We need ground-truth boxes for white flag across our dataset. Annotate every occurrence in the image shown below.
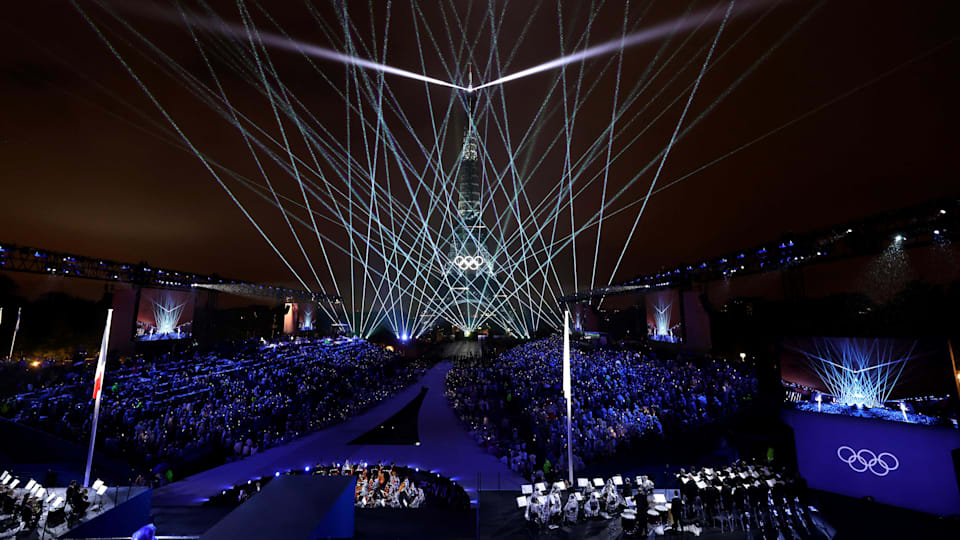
[563,311,570,401]
[91,310,113,400]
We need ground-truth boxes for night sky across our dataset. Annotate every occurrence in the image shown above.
[1,0,958,298]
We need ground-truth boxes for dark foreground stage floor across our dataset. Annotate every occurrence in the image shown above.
[149,489,960,540]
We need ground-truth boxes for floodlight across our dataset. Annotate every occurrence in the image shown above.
[894,234,904,242]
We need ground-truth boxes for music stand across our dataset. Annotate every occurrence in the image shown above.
[577,478,589,488]
[521,484,533,495]
[592,478,604,488]
[516,496,528,508]
[612,476,623,486]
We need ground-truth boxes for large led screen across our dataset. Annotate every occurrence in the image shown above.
[135,288,195,341]
[645,289,682,343]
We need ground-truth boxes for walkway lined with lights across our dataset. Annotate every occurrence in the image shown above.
[152,362,523,507]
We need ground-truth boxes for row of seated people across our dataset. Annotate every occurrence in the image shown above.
[519,461,815,538]
[520,475,694,535]
[3,338,424,483]
[208,460,469,511]
[674,462,818,538]
[0,478,91,536]
[321,462,426,508]
[446,337,757,481]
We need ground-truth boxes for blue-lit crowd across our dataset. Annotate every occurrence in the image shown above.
[445,338,757,480]
[2,339,423,482]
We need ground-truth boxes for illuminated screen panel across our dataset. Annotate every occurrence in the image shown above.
[645,289,682,343]
[299,303,317,331]
[780,337,956,423]
[135,289,195,342]
[283,302,299,335]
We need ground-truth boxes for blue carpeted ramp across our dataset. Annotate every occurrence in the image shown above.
[201,475,356,540]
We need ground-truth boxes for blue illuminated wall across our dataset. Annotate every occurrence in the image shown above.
[782,408,960,516]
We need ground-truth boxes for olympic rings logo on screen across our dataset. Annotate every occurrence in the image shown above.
[453,255,484,271]
[836,446,899,477]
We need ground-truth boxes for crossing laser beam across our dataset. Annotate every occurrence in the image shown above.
[143,6,470,91]
[149,1,756,93]
[472,1,749,91]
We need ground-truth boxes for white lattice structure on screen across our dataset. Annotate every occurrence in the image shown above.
[788,338,917,408]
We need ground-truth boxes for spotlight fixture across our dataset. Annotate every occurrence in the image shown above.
[894,234,904,242]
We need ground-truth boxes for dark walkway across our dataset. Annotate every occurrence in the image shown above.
[152,363,523,507]
[349,387,428,445]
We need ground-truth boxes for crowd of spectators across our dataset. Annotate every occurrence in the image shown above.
[445,337,757,481]
[2,338,425,482]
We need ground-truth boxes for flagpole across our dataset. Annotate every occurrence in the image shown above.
[84,309,113,488]
[7,307,21,361]
[563,310,573,485]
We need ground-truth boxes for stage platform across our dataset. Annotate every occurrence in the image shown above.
[782,407,960,516]
[152,362,523,507]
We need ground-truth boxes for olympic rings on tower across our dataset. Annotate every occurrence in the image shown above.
[452,255,484,271]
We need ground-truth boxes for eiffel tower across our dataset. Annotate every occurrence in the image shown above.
[424,71,519,337]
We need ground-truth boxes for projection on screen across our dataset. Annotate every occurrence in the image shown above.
[646,290,682,344]
[135,289,195,341]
